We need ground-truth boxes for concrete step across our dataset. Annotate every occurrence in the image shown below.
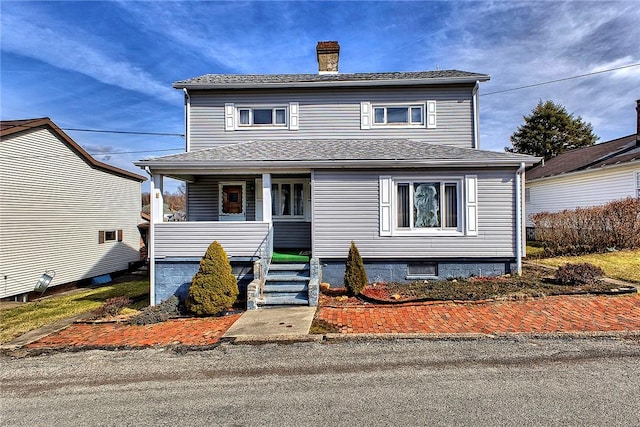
[264,283,308,293]
[259,294,310,306]
[266,274,310,282]
[268,263,310,271]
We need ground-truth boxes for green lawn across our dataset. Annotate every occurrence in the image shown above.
[531,248,640,283]
[0,276,148,344]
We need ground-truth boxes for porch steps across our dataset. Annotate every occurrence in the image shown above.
[260,263,311,306]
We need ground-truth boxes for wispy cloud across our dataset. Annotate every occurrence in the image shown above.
[0,10,179,105]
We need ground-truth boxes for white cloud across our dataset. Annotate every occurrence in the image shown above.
[0,11,179,105]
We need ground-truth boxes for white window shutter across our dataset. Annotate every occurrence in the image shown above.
[289,102,299,130]
[426,100,437,129]
[224,103,235,131]
[379,176,392,236]
[255,178,263,221]
[465,175,478,236]
[361,102,371,130]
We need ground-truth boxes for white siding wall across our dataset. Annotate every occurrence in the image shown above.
[526,164,640,226]
[188,86,474,150]
[154,222,269,257]
[0,128,142,298]
[312,169,516,259]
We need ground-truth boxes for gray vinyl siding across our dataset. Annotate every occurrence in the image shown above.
[312,169,516,259]
[273,222,311,249]
[154,222,269,258]
[188,86,474,150]
[187,175,256,221]
[0,128,142,298]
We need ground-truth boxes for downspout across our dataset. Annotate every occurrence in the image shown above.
[183,88,191,152]
[472,81,480,149]
[145,166,156,306]
[515,162,526,276]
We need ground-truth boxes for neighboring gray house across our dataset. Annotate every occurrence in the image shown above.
[0,118,146,300]
[136,41,538,307]
[526,100,640,230]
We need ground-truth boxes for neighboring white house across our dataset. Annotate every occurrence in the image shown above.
[136,41,539,307]
[526,100,640,230]
[0,118,146,300]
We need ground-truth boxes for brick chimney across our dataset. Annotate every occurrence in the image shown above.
[316,41,340,74]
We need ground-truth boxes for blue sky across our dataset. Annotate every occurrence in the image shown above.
[2,1,639,192]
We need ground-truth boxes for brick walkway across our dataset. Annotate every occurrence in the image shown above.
[26,314,241,349]
[317,294,640,334]
[21,294,640,349]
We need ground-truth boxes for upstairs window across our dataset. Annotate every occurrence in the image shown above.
[373,105,424,126]
[226,102,299,131]
[238,107,287,127]
[361,101,436,129]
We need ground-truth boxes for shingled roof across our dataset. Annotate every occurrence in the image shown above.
[136,139,537,170]
[527,134,640,181]
[173,70,490,89]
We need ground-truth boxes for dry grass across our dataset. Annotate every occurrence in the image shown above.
[0,275,148,344]
[531,248,640,283]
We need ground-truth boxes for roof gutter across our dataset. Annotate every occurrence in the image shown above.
[515,162,526,276]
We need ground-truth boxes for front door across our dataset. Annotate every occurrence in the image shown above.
[220,182,246,221]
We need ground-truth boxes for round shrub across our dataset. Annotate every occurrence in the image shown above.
[344,241,368,296]
[185,241,238,315]
[554,262,605,285]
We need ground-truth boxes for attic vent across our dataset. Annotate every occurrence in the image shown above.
[316,41,340,74]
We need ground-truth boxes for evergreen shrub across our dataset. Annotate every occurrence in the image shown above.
[185,241,238,315]
[344,241,368,295]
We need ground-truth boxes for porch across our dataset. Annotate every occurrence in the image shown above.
[148,172,317,307]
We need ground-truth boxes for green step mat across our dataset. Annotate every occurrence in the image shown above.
[271,250,310,263]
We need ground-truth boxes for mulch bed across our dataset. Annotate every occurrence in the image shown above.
[320,265,637,306]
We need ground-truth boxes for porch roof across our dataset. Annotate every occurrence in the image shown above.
[135,139,539,172]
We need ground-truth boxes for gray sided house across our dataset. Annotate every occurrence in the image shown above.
[0,118,146,300]
[136,42,538,308]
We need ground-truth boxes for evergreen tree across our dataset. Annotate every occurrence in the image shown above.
[506,100,598,160]
[344,241,368,296]
[185,241,238,315]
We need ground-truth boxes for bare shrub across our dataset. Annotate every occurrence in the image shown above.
[555,263,605,285]
[532,197,640,255]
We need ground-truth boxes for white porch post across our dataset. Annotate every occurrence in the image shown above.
[262,173,272,224]
[149,173,164,305]
[262,173,273,258]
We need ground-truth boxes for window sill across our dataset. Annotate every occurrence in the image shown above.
[391,230,464,237]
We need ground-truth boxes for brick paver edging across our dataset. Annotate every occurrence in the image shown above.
[316,294,640,334]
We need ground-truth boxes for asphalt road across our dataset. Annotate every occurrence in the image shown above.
[1,337,639,426]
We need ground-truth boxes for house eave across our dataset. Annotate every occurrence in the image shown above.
[172,75,490,90]
[135,157,539,173]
